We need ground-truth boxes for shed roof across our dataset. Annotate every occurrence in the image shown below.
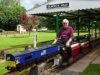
[27,0,100,15]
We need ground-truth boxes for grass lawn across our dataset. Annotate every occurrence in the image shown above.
[0,62,8,75]
[81,64,100,75]
[0,32,88,75]
[0,32,56,50]
[0,32,88,51]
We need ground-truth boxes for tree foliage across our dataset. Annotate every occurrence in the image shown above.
[0,0,25,30]
[38,17,56,30]
[0,0,20,7]
[20,13,37,35]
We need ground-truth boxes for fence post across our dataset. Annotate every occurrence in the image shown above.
[33,30,37,48]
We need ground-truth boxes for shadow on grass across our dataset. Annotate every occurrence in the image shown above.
[38,31,55,33]
[37,40,53,46]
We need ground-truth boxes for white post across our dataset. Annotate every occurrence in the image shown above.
[33,30,37,48]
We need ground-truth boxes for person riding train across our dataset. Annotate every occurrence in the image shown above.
[53,19,74,65]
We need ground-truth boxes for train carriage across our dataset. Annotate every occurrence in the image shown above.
[6,45,60,70]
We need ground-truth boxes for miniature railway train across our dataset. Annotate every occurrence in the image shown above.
[6,35,100,71]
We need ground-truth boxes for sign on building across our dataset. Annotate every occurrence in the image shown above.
[47,3,69,9]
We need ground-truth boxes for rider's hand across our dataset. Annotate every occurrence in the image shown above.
[66,42,70,47]
[52,41,57,44]
[52,39,57,44]
[52,42,55,44]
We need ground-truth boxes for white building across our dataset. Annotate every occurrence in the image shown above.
[17,24,26,33]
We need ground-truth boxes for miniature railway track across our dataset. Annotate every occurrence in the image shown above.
[3,71,19,75]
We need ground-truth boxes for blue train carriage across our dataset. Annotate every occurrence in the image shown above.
[6,44,60,70]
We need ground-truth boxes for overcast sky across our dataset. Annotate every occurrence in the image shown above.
[20,0,47,10]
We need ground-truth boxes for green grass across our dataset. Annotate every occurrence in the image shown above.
[0,32,88,51]
[81,64,100,75]
[0,32,56,50]
[0,62,8,75]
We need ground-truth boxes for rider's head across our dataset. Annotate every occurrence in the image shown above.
[62,19,69,28]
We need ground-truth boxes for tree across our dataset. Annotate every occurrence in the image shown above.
[37,16,56,30]
[0,0,25,30]
[0,6,25,30]
[20,14,37,36]
[0,0,20,7]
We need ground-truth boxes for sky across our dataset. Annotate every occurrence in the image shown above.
[20,0,47,10]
